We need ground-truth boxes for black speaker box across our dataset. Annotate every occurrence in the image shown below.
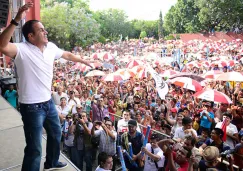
[0,0,9,28]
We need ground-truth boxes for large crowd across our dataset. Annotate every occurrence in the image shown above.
[2,38,243,171]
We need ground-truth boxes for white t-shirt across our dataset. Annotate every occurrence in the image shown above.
[173,127,197,140]
[68,97,81,107]
[117,119,141,133]
[52,92,68,105]
[144,143,165,171]
[117,119,129,133]
[215,122,238,149]
[14,42,63,103]
[95,166,111,171]
[56,105,71,116]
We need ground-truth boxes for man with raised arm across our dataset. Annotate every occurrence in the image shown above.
[0,2,93,171]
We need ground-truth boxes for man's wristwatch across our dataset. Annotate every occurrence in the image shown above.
[10,19,19,26]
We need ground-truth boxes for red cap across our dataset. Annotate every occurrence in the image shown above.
[171,108,177,113]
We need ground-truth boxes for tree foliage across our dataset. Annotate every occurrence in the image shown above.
[158,11,164,38]
[196,0,243,31]
[130,20,158,39]
[164,0,243,34]
[164,0,201,34]
[140,31,147,39]
[93,9,130,40]
[41,2,100,50]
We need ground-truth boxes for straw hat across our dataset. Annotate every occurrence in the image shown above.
[202,146,219,162]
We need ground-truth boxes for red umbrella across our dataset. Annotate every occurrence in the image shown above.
[102,73,124,81]
[90,62,103,68]
[216,71,243,82]
[126,60,144,69]
[186,61,202,68]
[202,70,223,79]
[193,89,232,104]
[115,69,135,80]
[160,70,179,78]
[103,53,114,61]
[170,77,202,92]
[91,53,100,60]
[71,63,91,72]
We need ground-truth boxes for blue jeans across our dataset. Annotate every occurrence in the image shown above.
[66,146,76,166]
[73,147,93,171]
[20,99,62,171]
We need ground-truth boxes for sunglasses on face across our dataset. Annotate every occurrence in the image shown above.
[203,105,210,107]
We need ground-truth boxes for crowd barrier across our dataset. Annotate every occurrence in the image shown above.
[107,112,240,170]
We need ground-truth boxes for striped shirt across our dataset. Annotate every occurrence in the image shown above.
[94,129,117,156]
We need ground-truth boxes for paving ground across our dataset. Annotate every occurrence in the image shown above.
[0,96,80,171]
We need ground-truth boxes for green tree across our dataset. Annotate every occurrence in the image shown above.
[158,11,164,38]
[93,9,130,40]
[140,31,147,39]
[164,0,201,34]
[129,20,158,39]
[164,0,243,34]
[41,2,100,50]
[196,0,243,32]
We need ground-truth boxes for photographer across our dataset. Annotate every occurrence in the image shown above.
[198,146,233,171]
[91,95,109,122]
[158,139,192,171]
[91,119,117,171]
[215,112,239,149]
[173,117,197,142]
[232,134,243,169]
[63,115,76,165]
[199,128,230,153]
[199,102,214,134]
[141,133,165,171]
[72,112,93,171]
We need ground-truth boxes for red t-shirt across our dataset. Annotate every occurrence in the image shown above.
[166,152,189,171]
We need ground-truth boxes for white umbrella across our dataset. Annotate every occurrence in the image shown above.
[85,70,105,77]
[216,71,243,82]
[193,89,232,104]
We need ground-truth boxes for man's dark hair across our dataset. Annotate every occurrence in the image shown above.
[213,128,224,139]
[201,128,210,136]
[171,98,177,104]
[223,112,232,120]
[183,146,192,158]
[22,20,40,42]
[182,117,192,125]
[98,152,112,167]
[105,119,113,126]
[183,107,189,111]
[184,135,196,146]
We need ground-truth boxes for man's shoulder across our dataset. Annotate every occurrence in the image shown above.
[46,42,58,49]
[229,123,237,129]
[14,42,29,50]
[135,131,144,140]
[175,126,183,132]
[215,122,222,128]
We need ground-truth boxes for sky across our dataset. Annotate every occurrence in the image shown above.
[89,0,177,21]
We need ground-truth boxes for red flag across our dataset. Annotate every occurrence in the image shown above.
[221,119,227,142]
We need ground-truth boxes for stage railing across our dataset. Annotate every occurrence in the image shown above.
[107,112,240,170]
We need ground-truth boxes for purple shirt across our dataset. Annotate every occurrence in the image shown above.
[91,103,109,122]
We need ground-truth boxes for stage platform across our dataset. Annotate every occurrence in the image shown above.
[0,96,80,171]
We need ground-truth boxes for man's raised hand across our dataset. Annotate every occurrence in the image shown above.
[15,1,34,22]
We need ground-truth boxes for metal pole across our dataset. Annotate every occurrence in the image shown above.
[3,54,7,76]
[108,112,171,138]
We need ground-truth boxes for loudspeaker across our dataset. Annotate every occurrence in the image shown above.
[0,0,9,28]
